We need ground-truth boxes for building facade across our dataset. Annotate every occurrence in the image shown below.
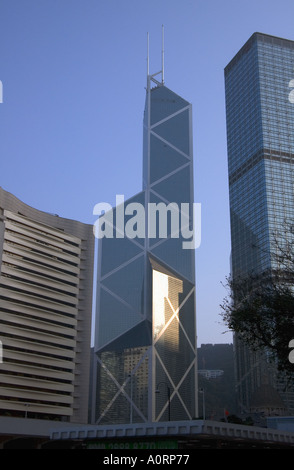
[0,188,94,423]
[92,71,198,424]
[225,33,294,414]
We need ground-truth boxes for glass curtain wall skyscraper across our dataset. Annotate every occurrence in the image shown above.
[225,33,294,414]
[91,61,197,424]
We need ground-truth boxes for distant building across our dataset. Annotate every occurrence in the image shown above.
[197,344,236,419]
[224,33,294,415]
[0,188,94,423]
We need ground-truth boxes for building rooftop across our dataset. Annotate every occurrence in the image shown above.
[50,419,294,448]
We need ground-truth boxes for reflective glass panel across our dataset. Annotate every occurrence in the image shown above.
[150,133,188,184]
[101,255,145,314]
[153,109,190,155]
[150,86,189,126]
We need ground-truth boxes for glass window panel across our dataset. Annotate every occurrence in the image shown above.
[101,256,145,314]
[151,165,191,205]
[150,134,188,184]
[100,236,143,277]
[151,237,194,282]
[152,109,190,155]
[97,288,142,348]
[150,86,189,126]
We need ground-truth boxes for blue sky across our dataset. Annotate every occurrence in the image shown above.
[1,0,294,345]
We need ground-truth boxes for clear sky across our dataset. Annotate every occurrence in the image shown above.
[0,0,294,346]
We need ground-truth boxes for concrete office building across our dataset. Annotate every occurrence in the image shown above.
[224,33,294,415]
[92,47,198,424]
[0,187,94,424]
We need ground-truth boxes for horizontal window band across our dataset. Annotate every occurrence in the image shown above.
[229,148,294,185]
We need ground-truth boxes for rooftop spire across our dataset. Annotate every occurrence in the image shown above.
[147,26,165,89]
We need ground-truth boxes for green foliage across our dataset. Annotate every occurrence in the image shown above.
[221,222,294,376]
[221,275,294,374]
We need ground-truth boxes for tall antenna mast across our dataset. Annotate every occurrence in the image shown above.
[147,27,165,88]
[147,31,150,78]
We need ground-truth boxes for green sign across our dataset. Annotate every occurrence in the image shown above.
[86,440,178,450]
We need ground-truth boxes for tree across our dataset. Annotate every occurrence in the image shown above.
[220,222,294,377]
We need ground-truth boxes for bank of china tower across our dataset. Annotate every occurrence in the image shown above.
[92,67,198,424]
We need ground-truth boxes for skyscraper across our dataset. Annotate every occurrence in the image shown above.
[225,33,294,414]
[0,188,94,423]
[92,57,198,424]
